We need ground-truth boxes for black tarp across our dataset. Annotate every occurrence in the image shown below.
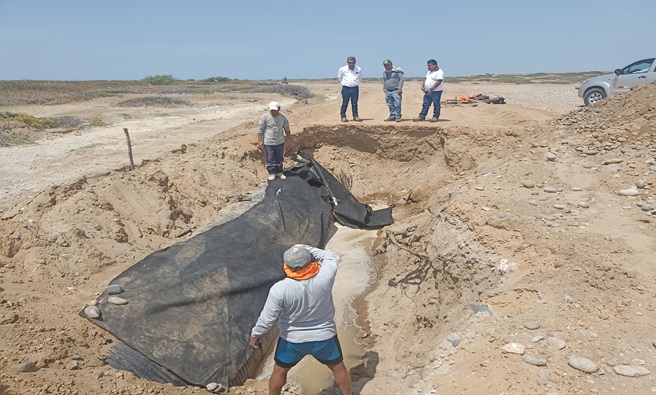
[82,153,393,387]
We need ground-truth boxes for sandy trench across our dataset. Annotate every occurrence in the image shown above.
[1,80,656,395]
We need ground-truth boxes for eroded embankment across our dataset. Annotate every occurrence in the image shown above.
[0,119,570,394]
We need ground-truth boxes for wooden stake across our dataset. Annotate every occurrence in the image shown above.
[123,128,135,170]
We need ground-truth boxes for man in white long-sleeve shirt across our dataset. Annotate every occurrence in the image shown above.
[250,244,352,395]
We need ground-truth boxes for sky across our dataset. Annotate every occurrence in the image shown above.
[1,0,654,81]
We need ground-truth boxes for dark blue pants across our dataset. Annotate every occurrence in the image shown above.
[340,86,359,118]
[264,143,284,174]
[419,90,442,119]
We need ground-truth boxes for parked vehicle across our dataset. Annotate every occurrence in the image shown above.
[577,58,656,105]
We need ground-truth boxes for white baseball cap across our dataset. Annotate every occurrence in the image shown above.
[268,101,280,111]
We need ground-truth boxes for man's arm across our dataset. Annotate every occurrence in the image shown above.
[250,287,283,348]
[304,245,337,268]
[397,69,405,91]
[256,116,265,147]
[337,67,343,83]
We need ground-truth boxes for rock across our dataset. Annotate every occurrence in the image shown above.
[106,284,124,295]
[522,355,547,366]
[84,306,101,319]
[523,181,535,188]
[584,150,599,155]
[10,362,39,373]
[641,204,654,211]
[206,382,219,392]
[635,179,646,189]
[545,152,557,161]
[603,158,623,165]
[452,339,460,347]
[606,164,622,172]
[88,300,98,306]
[523,321,540,330]
[653,339,656,348]
[553,204,567,210]
[564,295,574,304]
[529,200,538,206]
[501,342,525,355]
[618,188,639,196]
[578,201,589,208]
[613,365,651,377]
[547,337,566,350]
[572,187,582,191]
[108,297,128,305]
[568,355,599,373]
[544,186,558,193]
[579,329,598,338]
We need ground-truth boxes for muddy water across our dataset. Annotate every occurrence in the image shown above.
[258,225,376,394]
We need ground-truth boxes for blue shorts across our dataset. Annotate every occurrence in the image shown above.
[274,335,343,368]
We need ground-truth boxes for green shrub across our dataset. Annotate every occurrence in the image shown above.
[142,75,175,85]
[0,112,55,129]
[89,117,109,127]
[203,76,231,82]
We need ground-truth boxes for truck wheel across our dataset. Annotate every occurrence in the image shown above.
[584,88,606,106]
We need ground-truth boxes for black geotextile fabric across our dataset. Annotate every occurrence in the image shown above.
[82,153,393,387]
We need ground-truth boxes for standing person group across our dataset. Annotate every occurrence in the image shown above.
[335,56,444,123]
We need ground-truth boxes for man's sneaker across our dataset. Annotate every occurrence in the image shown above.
[430,118,439,123]
[341,117,348,122]
[353,116,362,122]
[267,174,275,181]
[276,173,287,180]
[395,117,402,122]
[384,117,395,122]
[413,117,425,122]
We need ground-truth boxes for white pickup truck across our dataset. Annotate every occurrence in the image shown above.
[577,58,656,105]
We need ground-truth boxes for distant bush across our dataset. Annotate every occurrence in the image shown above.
[203,76,231,82]
[142,75,175,85]
[249,84,313,99]
[0,112,55,129]
[114,96,193,108]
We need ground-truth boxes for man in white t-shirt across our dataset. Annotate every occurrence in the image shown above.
[257,101,291,181]
[413,59,444,123]
[337,56,362,122]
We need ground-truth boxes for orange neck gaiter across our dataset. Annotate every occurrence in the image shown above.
[284,261,320,280]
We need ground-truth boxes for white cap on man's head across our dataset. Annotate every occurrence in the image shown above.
[268,101,280,111]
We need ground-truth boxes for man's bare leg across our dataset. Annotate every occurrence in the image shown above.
[328,362,352,395]
[269,363,291,395]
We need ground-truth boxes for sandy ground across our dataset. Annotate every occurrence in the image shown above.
[1,79,656,395]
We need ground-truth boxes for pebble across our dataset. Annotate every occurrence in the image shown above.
[603,158,623,165]
[535,214,542,219]
[532,335,544,342]
[613,365,651,377]
[547,337,566,350]
[529,200,538,206]
[606,164,622,172]
[564,295,574,304]
[108,297,129,305]
[641,204,654,211]
[10,362,38,373]
[544,186,558,193]
[572,187,582,191]
[475,186,484,191]
[522,355,547,366]
[579,329,598,338]
[107,284,124,295]
[618,188,639,196]
[553,204,566,210]
[653,339,656,348]
[545,152,557,161]
[531,191,539,196]
[88,300,98,306]
[84,306,101,319]
[523,321,540,330]
[501,343,525,355]
[452,339,460,347]
[568,355,599,373]
[584,150,599,155]
[635,180,646,189]
[523,181,535,188]
[498,212,506,219]
[650,165,656,172]
[578,201,589,208]
[206,383,219,392]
